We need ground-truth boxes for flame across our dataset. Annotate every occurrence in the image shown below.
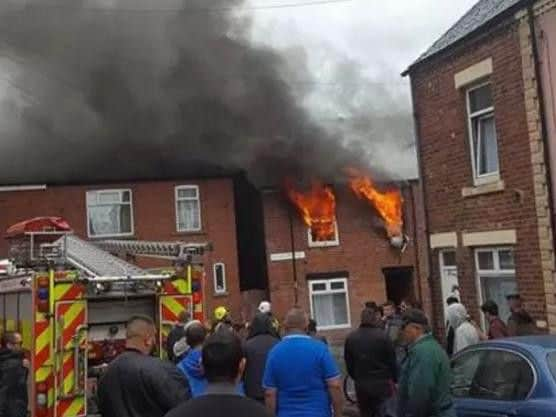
[285,181,337,241]
[347,169,404,237]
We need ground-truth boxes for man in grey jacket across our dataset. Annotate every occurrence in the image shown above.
[98,315,190,417]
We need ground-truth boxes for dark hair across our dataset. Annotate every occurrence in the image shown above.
[0,331,19,347]
[308,318,317,333]
[365,301,378,310]
[383,300,396,308]
[202,331,244,383]
[481,300,499,316]
[360,307,377,326]
[186,323,207,347]
[446,296,459,306]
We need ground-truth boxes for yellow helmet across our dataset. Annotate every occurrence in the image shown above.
[214,306,229,321]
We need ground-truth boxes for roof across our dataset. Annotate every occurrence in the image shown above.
[59,235,148,277]
[406,0,524,73]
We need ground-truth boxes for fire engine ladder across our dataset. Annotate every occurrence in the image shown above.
[95,239,211,261]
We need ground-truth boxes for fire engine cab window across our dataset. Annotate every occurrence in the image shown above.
[309,278,350,330]
[467,83,499,182]
[213,263,226,294]
[86,190,133,238]
[175,185,201,232]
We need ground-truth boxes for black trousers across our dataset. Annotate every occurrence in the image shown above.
[355,380,391,417]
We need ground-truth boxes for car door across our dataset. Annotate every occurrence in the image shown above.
[452,348,536,417]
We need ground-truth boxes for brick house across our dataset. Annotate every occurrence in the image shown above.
[262,181,429,343]
[0,174,428,338]
[405,0,556,334]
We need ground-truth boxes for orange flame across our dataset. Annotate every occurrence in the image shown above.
[285,181,337,241]
[347,169,404,237]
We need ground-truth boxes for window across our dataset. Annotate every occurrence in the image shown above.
[309,278,350,330]
[475,248,517,323]
[307,221,340,248]
[452,349,534,401]
[86,189,133,237]
[213,263,226,295]
[175,186,201,232]
[439,250,459,321]
[467,83,499,183]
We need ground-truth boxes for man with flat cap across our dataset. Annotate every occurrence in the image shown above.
[398,309,455,417]
[506,294,537,336]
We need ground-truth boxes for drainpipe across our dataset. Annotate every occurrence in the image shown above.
[527,3,556,261]
[408,75,439,334]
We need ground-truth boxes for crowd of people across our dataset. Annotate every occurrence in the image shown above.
[0,294,540,417]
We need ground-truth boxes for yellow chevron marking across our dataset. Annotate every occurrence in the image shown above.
[63,397,85,417]
[173,278,190,294]
[36,323,50,353]
[36,366,51,381]
[54,283,71,301]
[64,367,75,395]
[162,297,184,319]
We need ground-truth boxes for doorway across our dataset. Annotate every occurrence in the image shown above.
[383,267,414,306]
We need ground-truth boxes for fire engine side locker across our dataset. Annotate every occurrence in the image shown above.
[52,271,88,417]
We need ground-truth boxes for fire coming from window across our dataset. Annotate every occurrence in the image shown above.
[347,169,404,238]
[284,181,337,242]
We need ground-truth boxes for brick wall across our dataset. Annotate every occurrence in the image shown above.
[262,182,427,344]
[410,19,551,333]
[0,178,242,320]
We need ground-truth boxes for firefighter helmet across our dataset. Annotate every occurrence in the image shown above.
[214,306,229,321]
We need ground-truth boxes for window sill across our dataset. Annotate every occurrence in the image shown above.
[461,180,505,198]
[308,243,340,249]
[213,292,228,298]
[171,230,206,237]
[317,324,351,331]
[88,234,136,240]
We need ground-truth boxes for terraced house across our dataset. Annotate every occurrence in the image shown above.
[405,0,556,334]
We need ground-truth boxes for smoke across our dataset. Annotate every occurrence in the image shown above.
[0,0,408,186]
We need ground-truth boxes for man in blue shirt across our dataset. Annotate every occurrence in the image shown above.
[263,308,343,417]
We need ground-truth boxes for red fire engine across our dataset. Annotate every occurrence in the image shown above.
[0,217,209,417]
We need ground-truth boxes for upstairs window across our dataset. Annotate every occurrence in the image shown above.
[175,185,201,232]
[86,189,133,238]
[307,222,340,248]
[467,83,499,183]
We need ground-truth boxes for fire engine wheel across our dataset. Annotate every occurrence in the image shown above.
[343,375,357,404]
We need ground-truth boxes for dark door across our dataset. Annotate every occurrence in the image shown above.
[383,267,414,305]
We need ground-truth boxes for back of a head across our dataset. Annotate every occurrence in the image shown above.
[481,300,499,316]
[446,296,459,306]
[202,331,243,383]
[284,307,308,332]
[248,312,273,338]
[186,322,207,347]
[360,307,378,326]
[126,315,155,340]
[0,331,17,348]
[446,303,468,328]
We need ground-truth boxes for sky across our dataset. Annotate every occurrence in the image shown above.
[245,0,479,178]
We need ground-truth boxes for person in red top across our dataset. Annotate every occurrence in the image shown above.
[480,300,509,340]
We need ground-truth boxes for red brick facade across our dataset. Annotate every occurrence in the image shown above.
[262,182,428,343]
[0,179,242,319]
[409,20,551,333]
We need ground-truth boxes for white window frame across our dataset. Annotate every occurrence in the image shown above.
[308,277,351,330]
[307,221,340,248]
[466,82,500,185]
[439,249,459,321]
[175,185,202,233]
[474,247,516,328]
[86,189,134,238]
[213,262,227,295]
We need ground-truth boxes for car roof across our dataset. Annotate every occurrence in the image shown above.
[481,335,556,352]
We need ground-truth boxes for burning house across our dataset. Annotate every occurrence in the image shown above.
[0,1,428,340]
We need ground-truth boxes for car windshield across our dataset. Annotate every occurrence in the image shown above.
[548,352,556,382]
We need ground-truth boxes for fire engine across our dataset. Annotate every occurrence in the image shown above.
[0,217,210,417]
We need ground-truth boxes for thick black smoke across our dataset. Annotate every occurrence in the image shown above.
[0,0,383,186]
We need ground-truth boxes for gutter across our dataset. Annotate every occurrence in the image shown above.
[407,76,437,332]
[0,185,47,192]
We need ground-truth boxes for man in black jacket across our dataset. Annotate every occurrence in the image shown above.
[345,307,397,417]
[167,311,190,362]
[165,330,272,417]
[98,315,190,417]
[0,331,28,417]
[244,313,280,402]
